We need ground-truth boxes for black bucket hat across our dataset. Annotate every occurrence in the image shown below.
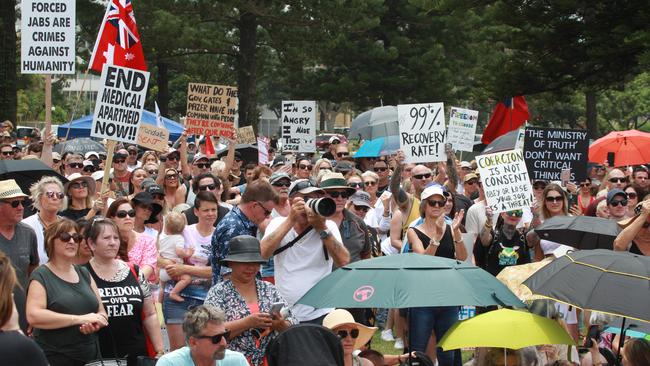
[131,191,163,224]
[221,235,267,266]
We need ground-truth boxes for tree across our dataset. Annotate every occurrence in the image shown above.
[0,0,17,124]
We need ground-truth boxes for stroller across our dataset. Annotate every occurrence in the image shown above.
[266,324,344,366]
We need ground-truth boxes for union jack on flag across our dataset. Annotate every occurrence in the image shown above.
[89,0,147,73]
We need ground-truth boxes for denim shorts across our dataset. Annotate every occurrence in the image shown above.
[162,292,204,324]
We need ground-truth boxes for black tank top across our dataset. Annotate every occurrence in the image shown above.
[485,227,530,276]
[85,262,147,365]
[410,225,455,259]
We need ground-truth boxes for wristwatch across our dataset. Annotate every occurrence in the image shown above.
[319,229,332,240]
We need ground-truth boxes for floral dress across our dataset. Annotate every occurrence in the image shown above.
[204,279,295,366]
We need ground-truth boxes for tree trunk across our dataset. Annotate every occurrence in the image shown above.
[237,11,257,128]
[585,90,598,139]
[157,60,169,116]
[0,0,17,124]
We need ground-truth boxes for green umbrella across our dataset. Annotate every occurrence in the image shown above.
[297,253,525,309]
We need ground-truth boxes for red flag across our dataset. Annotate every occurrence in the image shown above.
[205,137,215,155]
[89,0,147,73]
[481,96,530,145]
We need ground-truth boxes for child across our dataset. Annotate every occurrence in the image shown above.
[159,212,193,302]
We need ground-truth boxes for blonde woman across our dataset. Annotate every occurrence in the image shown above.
[22,176,66,264]
[311,158,333,180]
[140,151,159,166]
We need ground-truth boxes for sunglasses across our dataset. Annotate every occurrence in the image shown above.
[165,174,178,180]
[413,173,432,180]
[70,182,89,189]
[298,164,313,170]
[609,177,627,183]
[545,196,563,203]
[82,166,96,173]
[147,170,157,175]
[533,184,547,190]
[195,163,211,169]
[1,151,14,156]
[319,166,331,171]
[337,329,360,339]
[257,203,272,217]
[198,184,217,191]
[627,192,638,199]
[609,199,628,207]
[272,181,291,188]
[195,330,231,344]
[167,155,179,161]
[46,191,65,199]
[348,182,363,188]
[353,204,369,213]
[580,182,591,187]
[67,162,83,168]
[506,210,524,218]
[374,167,388,172]
[53,159,60,164]
[58,232,83,244]
[336,152,349,157]
[465,180,478,185]
[427,199,446,208]
[2,200,24,208]
[328,191,351,199]
[115,209,136,218]
[364,181,377,187]
[330,140,340,145]
[128,151,137,155]
[113,159,125,164]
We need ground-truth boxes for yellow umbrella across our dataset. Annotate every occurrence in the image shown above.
[496,258,552,301]
[438,308,575,350]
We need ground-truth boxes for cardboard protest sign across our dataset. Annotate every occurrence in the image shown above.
[186,83,238,138]
[281,101,316,153]
[137,124,169,152]
[237,126,257,145]
[447,107,478,152]
[523,127,589,182]
[476,149,534,214]
[21,0,75,74]
[91,64,149,144]
[398,103,447,163]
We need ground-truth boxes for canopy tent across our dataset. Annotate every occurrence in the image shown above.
[56,110,184,141]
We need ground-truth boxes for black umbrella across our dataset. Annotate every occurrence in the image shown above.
[215,143,258,164]
[481,129,521,154]
[54,137,106,155]
[534,216,620,250]
[0,159,68,195]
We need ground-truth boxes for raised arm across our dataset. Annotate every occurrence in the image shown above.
[613,200,650,251]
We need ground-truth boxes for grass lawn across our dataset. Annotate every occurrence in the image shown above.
[369,332,474,364]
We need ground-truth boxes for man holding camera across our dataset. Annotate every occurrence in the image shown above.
[261,179,350,324]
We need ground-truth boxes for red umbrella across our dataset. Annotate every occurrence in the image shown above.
[589,130,650,167]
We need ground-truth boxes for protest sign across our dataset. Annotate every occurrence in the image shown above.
[514,128,526,150]
[137,124,169,152]
[21,0,75,74]
[185,83,238,138]
[281,101,316,153]
[447,107,478,152]
[258,136,270,165]
[398,103,447,163]
[91,64,149,144]
[237,126,257,145]
[476,149,534,214]
[523,127,589,182]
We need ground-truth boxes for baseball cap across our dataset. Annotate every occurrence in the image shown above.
[350,191,372,208]
[335,161,354,174]
[288,179,324,197]
[421,184,445,201]
[85,151,99,160]
[269,172,291,185]
[606,189,627,204]
[192,153,209,164]
[460,161,472,169]
[145,183,164,196]
[464,173,479,183]
[329,135,341,144]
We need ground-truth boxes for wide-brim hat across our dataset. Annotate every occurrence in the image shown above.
[319,172,356,195]
[221,235,267,265]
[131,191,163,224]
[0,179,28,200]
[323,309,378,349]
[64,173,96,196]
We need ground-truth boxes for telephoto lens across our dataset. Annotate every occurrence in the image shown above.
[305,197,336,217]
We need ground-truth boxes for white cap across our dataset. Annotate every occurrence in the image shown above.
[421,184,445,201]
[460,161,472,168]
[83,160,94,167]
[329,135,341,144]
[85,151,99,159]
[91,171,104,181]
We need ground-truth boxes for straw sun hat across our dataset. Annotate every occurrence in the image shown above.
[323,309,377,349]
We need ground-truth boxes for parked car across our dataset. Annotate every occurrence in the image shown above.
[316,133,348,151]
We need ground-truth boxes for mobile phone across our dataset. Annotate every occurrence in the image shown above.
[568,193,578,207]
[269,302,283,315]
[607,152,615,167]
[584,325,601,348]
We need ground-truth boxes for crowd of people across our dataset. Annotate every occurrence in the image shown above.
[0,121,649,366]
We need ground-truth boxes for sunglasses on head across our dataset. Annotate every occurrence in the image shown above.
[609,199,628,207]
[328,191,351,199]
[195,330,231,344]
[426,199,446,208]
[58,232,83,243]
[2,200,24,208]
[348,182,363,188]
[336,329,360,339]
[198,184,217,191]
[113,159,125,164]
[68,162,83,168]
[364,181,377,187]
[353,204,369,213]
[70,182,89,189]
[413,173,432,180]
[195,163,210,169]
[272,181,291,188]
[46,191,65,200]
[115,209,136,218]
[1,150,14,156]
[545,196,563,203]
[299,164,313,170]
[609,177,627,183]
[374,167,388,172]
[336,152,349,157]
